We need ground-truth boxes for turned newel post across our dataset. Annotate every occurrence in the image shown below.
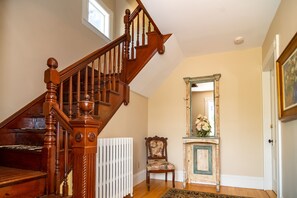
[121,9,131,83]
[70,95,100,198]
[43,57,60,194]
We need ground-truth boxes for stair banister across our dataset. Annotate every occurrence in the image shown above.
[43,57,60,194]
[59,34,127,82]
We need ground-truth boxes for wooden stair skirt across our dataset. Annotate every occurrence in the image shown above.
[0,166,47,198]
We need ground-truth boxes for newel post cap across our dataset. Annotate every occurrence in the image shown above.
[70,95,101,128]
[44,57,60,85]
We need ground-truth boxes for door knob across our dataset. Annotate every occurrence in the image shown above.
[268,139,273,144]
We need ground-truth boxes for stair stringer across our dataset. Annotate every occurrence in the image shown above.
[126,32,171,84]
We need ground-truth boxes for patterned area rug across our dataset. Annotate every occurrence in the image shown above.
[161,188,249,198]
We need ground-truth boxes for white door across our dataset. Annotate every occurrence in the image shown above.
[270,69,278,193]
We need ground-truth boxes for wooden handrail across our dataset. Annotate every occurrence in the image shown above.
[51,105,72,133]
[129,5,142,22]
[60,34,127,82]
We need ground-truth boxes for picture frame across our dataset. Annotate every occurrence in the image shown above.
[276,32,297,121]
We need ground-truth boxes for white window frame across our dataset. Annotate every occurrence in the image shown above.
[82,0,113,41]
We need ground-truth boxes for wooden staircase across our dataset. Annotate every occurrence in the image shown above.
[0,1,170,197]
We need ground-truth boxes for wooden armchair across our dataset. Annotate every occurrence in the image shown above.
[145,136,175,191]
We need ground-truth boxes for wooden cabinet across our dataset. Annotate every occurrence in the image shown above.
[183,137,220,191]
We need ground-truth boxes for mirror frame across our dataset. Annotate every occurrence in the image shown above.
[184,74,221,137]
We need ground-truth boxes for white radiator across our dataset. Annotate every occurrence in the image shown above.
[96,138,133,198]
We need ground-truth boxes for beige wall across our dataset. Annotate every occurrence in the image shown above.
[0,0,112,122]
[100,91,148,174]
[148,48,263,177]
[262,0,297,196]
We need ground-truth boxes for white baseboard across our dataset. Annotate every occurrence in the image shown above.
[221,175,263,189]
[133,170,146,186]
[134,170,264,190]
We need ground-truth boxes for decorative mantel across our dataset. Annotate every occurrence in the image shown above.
[182,74,221,192]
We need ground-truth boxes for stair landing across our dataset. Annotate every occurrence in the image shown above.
[0,166,46,198]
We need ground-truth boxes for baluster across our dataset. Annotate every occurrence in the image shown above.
[102,54,107,102]
[55,122,61,195]
[142,11,145,45]
[97,57,101,114]
[76,71,81,118]
[148,21,151,33]
[137,14,140,47]
[122,42,124,72]
[117,44,121,82]
[113,48,116,91]
[62,130,69,197]
[43,57,60,194]
[59,82,63,110]
[91,61,95,103]
[108,50,112,91]
[85,66,88,97]
[131,21,135,59]
[69,76,73,119]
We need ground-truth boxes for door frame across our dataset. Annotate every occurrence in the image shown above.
[262,34,282,196]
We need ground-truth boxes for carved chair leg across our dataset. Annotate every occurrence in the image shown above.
[146,171,150,191]
[165,172,168,182]
[172,170,175,188]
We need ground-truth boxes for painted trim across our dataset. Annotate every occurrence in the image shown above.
[221,175,264,189]
[193,145,213,175]
[149,170,264,190]
[81,0,113,42]
[274,34,283,198]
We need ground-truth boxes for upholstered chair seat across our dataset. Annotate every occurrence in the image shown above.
[147,159,175,171]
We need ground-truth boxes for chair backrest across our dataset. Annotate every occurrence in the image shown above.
[145,136,168,162]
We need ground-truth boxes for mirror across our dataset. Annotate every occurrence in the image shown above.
[184,74,221,137]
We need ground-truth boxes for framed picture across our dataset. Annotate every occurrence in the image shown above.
[276,33,297,121]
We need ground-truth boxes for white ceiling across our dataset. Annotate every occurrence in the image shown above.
[142,0,281,57]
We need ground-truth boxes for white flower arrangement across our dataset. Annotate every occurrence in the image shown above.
[195,114,211,137]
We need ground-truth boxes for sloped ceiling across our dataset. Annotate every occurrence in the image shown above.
[130,0,280,97]
[130,35,184,97]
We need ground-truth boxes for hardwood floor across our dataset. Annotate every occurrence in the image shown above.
[133,179,277,198]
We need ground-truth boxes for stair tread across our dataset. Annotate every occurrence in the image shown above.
[12,128,46,132]
[0,166,46,187]
[0,145,43,152]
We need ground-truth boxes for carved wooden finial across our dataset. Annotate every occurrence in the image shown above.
[78,94,94,117]
[125,9,130,15]
[47,57,58,69]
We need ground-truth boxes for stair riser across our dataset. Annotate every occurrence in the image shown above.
[0,177,46,198]
[0,150,43,171]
